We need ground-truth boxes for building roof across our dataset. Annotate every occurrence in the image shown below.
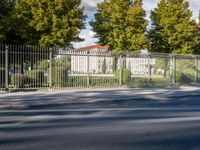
[77,45,109,52]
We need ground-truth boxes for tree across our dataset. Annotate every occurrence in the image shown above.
[0,0,21,43]
[148,0,196,54]
[194,10,200,54]
[0,0,13,20]
[90,0,148,51]
[15,0,86,47]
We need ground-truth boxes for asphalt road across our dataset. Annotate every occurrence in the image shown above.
[1,88,200,150]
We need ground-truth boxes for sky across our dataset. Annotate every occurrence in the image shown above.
[73,0,200,48]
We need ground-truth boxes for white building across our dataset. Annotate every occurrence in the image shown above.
[70,45,156,76]
[126,57,155,75]
[71,45,113,74]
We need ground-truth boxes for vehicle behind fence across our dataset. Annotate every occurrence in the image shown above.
[0,44,200,91]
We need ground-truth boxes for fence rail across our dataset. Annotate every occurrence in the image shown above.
[0,44,200,91]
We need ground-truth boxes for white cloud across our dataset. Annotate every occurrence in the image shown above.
[188,0,200,19]
[75,0,200,48]
[73,26,98,48]
[143,0,158,14]
[81,0,102,12]
[81,0,199,18]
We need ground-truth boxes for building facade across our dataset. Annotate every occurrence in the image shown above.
[71,45,156,76]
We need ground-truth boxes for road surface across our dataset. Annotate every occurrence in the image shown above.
[1,87,200,150]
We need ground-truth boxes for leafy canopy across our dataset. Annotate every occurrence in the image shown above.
[90,0,148,52]
[148,0,197,54]
[194,10,200,54]
[0,0,21,43]
[15,0,86,47]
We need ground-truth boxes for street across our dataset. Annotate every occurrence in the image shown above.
[1,87,200,150]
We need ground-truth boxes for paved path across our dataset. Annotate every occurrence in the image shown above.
[0,87,200,150]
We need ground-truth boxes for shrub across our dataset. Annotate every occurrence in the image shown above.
[90,77,118,86]
[0,69,5,87]
[11,74,26,88]
[114,69,132,84]
[48,67,68,87]
[131,77,171,87]
[67,76,118,87]
[131,77,149,87]
[27,70,46,86]
[175,69,195,84]
[67,76,87,87]
[174,59,196,84]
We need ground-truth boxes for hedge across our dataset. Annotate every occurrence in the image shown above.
[48,67,68,87]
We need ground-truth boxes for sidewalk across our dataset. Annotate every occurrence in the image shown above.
[0,86,200,110]
[1,86,200,98]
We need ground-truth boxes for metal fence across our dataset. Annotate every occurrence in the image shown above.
[0,44,200,91]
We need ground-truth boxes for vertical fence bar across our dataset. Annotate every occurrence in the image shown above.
[5,45,9,88]
[173,56,176,85]
[148,55,151,82]
[49,48,53,88]
[195,57,198,84]
[170,55,175,85]
[87,51,90,87]
[119,55,122,86]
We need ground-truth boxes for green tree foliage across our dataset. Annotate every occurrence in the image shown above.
[15,0,86,47]
[0,0,22,43]
[0,0,13,22]
[148,0,196,54]
[194,10,200,54]
[90,0,148,51]
[0,0,13,42]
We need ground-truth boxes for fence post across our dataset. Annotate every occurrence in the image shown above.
[147,55,151,83]
[49,48,53,88]
[5,45,9,88]
[170,55,175,85]
[87,51,90,87]
[119,55,122,86]
[195,57,198,84]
